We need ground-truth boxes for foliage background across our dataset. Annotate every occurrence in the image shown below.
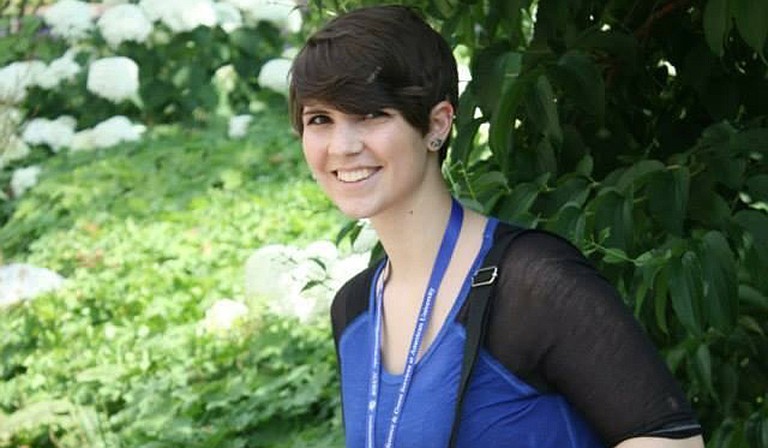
[308,0,768,445]
[1,0,767,447]
[310,0,768,446]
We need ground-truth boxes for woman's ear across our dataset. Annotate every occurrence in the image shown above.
[426,100,454,151]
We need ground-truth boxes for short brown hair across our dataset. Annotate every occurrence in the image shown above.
[289,5,458,161]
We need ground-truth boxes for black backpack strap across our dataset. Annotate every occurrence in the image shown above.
[448,225,526,448]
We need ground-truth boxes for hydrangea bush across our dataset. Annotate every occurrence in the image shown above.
[1,0,298,203]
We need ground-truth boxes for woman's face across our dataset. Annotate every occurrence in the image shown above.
[300,102,434,220]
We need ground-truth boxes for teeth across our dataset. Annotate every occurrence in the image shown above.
[336,168,375,183]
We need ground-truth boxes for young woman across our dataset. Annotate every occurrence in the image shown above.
[289,5,705,448]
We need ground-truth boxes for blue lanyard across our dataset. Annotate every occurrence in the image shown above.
[366,198,464,448]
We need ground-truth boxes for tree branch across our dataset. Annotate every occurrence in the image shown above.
[634,0,693,41]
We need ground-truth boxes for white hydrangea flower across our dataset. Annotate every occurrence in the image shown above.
[244,240,367,322]
[0,136,30,170]
[214,2,243,33]
[42,0,95,41]
[352,220,379,254]
[214,64,238,93]
[89,116,145,148]
[0,60,46,103]
[138,0,167,22]
[87,56,140,103]
[244,244,299,301]
[0,106,23,126]
[69,116,144,152]
[10,165,42,197]
[69,128,95,152]
[98,4,153,48]
[227,114,252,139]
[139,0,217,33]
[328,253,369,290]
[0,107,29,169]
[101,0,129,5]
[258,58,291,94]
[36,53,81,89]
[243,243,325,322]
[0,263,65,307]
[304,240,339,267]
[21,116,77,151]
[201,298,249,334]
[224,0,301,32]
[281,47,299,59]
[0,106,23,138]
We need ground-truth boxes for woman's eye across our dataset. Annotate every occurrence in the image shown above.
[363,110,388,120]
[306,115,330,126]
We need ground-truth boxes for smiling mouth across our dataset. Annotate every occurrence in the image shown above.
[335,168,378,183]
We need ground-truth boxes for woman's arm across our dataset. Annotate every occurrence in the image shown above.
[488,230,704,444]
[615,435,705,447]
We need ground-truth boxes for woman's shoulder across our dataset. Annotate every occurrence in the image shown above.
[493,222,592,279]
[488,221,616,329]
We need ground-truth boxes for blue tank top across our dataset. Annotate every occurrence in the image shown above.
[336,219,606,448]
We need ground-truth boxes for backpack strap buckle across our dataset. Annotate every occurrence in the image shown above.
[472,266,498,287]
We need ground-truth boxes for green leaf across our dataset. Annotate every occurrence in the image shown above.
[473,171,509,194]
[489,73,533,172]
[668,251,705,336]
[708,155,747,190]
[471,46,523,115]
[739,315,766,335]
[615,160,666,193]
[689,178,732,228]
[746,174,768,202]
[730,127,768,155]
[546,201,586,243]
[635,252,667,315]
[648,167,690,236]
[695,343,715,397]
[603,247,629,264]
[497,181,540,220]
[704,0,732,56]
[732,0,768,55]
[553,51,605,124]
[451,117,484,165]
[739,284,768,311]
[698,231,738,331]
[575,155,593,177]
[592,187,632,251]
[535,137,558,176]
[734,210,768,250]
[537,175,591,215]
[334,220,360,246]
[654,268,670,334]
[524,74,562,145]
[432,0,460,20]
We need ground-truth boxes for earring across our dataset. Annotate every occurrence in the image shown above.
[430,138,443,150]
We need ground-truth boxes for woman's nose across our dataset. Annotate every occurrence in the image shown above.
[328,122,363,156]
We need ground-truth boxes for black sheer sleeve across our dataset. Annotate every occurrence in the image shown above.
[485,229,702,445]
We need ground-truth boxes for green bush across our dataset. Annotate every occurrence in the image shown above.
[312,1,768,446]
[0,110,345,447]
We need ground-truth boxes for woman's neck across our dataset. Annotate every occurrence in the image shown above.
[370,188,454,283]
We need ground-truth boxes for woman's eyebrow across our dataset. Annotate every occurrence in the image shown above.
[302,105,331,115]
